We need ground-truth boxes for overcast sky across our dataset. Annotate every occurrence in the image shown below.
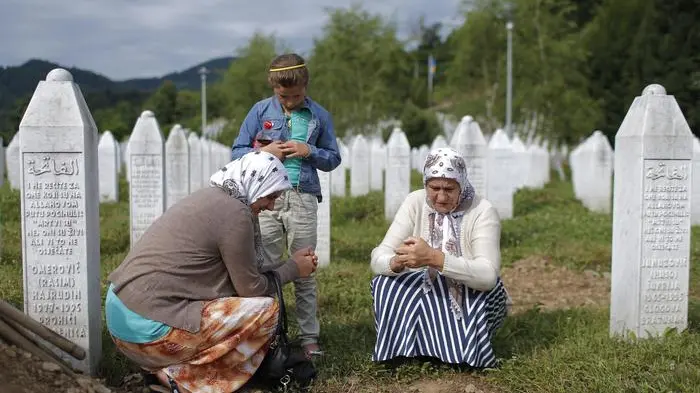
[1,0,464,80]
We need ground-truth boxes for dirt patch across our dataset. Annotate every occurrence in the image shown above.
[501,256,611,314]
[0,338,116,393]
[315,374,497,393]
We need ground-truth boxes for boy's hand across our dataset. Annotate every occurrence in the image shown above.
[260,141,286,161]
[280,141,311,158]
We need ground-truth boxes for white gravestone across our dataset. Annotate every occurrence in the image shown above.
[316,170,331,267]
[569,136,589,201]
[0,137,5,187]
[165,125,190,208]
[330,138,347,197]
[510,135,528,190]
[585,131,614,213]
[129,111,165,247]
[18,69,101,374]
[7,133,20,189]
[430,135,449,151]
[452,117,487,197]
[97,131,119,202]
[418,145,430,171]
[201,137,212,186]
[384,128,411,220]
[115,140,122,174]
[691,137,700,225]
[124,137,132,183]
[610,84,693,339]
[187,132,203,193]
[369,138,385,191]
[487,129,514,219]
[350,135,370,196]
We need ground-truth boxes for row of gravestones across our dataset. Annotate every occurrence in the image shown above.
[12,69,696,378]
[336,119,552,222]
[96,125,231,205]
[570,128,700,227]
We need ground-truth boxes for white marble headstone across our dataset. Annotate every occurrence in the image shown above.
[6,133,20,189]
[128,111,165,247]
[0,137,5,187]
[384,128,411,220]
[18,68,102,374]
[610,84,692,339]
[331,138,347,197]
[350,135,370,196]
[97,131,119,202]
[486,129,514,219]
[316,169,331,267]
[201,137,212,184]
[369,138,385,191]
[165,125,190,208]
[452,116,487,197]
[187,133,203,192]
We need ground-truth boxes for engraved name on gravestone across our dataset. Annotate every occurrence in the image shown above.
[19,69,101,374]
[639,160,689,327]
[610,84,692,338]
[129,111,165,247]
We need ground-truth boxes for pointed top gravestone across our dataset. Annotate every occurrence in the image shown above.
[430,135,449,151]
[128,110,165,247]
[18,68,101,375]
[610,84,693,340]
[165,125,190,208]
[187,132,203,192]
[452,117,487,196]
[98,131,119,202]
[487,128,514,219]
[385,128,411,220]
[350,135,370,196]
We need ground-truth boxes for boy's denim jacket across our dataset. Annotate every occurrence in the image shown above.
[230,96,341,201]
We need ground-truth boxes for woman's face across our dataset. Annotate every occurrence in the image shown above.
[250,191,283,216]
[426,178,461,213]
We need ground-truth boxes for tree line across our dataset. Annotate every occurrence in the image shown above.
[5,0,698,148]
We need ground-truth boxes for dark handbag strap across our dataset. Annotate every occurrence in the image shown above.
[264,271,287,336]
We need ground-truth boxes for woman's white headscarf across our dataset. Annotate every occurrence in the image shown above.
[210,150,291,206]
[210,151,291,269]
[422,147,476,319]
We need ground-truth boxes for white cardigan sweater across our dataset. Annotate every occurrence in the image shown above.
[370,189,502,292]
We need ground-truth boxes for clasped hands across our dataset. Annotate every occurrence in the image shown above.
[292,246,318,277]
[261,140,310,161]
[389,236,444,273]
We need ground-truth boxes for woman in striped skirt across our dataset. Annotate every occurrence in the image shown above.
[370,147,509,368]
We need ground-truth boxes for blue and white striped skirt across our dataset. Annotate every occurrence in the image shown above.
[371,271,508,368]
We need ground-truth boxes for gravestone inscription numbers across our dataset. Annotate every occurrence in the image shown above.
[23,153,86,339]
[639,160,690,329]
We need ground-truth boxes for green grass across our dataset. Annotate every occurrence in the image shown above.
[1,171,700,392]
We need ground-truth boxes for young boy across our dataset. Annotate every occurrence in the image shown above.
[231,53,341,357]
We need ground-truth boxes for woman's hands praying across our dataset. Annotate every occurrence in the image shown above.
[394,236,444,270]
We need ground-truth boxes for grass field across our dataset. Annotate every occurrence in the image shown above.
[1,171,699,393]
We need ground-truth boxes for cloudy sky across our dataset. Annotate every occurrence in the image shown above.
[2,0,464,81]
